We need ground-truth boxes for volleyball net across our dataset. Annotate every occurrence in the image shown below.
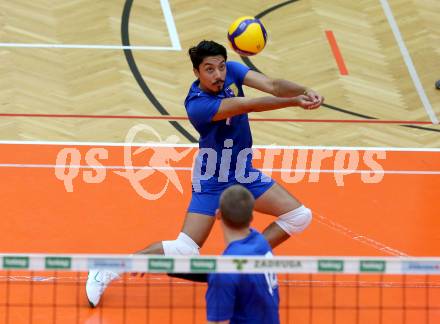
[1,254,439,323]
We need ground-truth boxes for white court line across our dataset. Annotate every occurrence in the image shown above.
[380,0,439,124]
[160,0,181,51]
[0,0,182,51]
[252,144,440,152]
[1,140,440,152]
[314,211,408,256]
[0,164,439,175]
[0,43,178,51]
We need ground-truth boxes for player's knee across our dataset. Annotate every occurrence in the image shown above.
[162,232,200,256]
[275,205,312,235]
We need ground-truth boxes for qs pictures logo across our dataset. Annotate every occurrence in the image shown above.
[54,124,192,200]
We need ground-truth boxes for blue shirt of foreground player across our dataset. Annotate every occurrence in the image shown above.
[206,229,280,324]
[185,61,254,185]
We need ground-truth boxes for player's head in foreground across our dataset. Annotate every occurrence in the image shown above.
[189,40,227,94]
[217,185,254,233]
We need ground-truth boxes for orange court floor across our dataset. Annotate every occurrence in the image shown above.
[0,142,439,324]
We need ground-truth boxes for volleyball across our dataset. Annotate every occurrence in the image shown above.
[227,16,267,56]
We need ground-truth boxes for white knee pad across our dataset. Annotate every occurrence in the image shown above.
[162,232,200,256]
[275,205,312,235]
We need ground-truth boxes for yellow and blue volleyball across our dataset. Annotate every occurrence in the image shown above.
[227,16,267,56]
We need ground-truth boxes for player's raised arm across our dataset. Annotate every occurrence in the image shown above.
[243,70,325,107]
[212,95,316,121]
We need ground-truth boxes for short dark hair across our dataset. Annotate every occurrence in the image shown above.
[188,40,227,70]
[219,185,254,229]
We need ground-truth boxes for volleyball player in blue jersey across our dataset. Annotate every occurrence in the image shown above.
[206,185,280,324]
[86,40,324,307]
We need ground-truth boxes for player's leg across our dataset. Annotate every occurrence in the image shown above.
[148,190,221,254]
[246,171,312,248]
[86,191,219,307]
[255,182,311,247]
[136,212,215,254]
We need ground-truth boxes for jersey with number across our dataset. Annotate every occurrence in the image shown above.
[206,229,280,324]
[184,61,253,188]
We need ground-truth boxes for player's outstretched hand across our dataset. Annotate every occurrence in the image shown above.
[294,94,321,110]
[304,89,324,110]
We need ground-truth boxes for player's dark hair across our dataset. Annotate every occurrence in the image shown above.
[188,40,227,70]
[219,185,254,230]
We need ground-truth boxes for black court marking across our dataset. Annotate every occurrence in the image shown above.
[121,0,197,143]
[242,0,439,133]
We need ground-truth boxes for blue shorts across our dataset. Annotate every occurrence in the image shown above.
[187,168,275,216]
